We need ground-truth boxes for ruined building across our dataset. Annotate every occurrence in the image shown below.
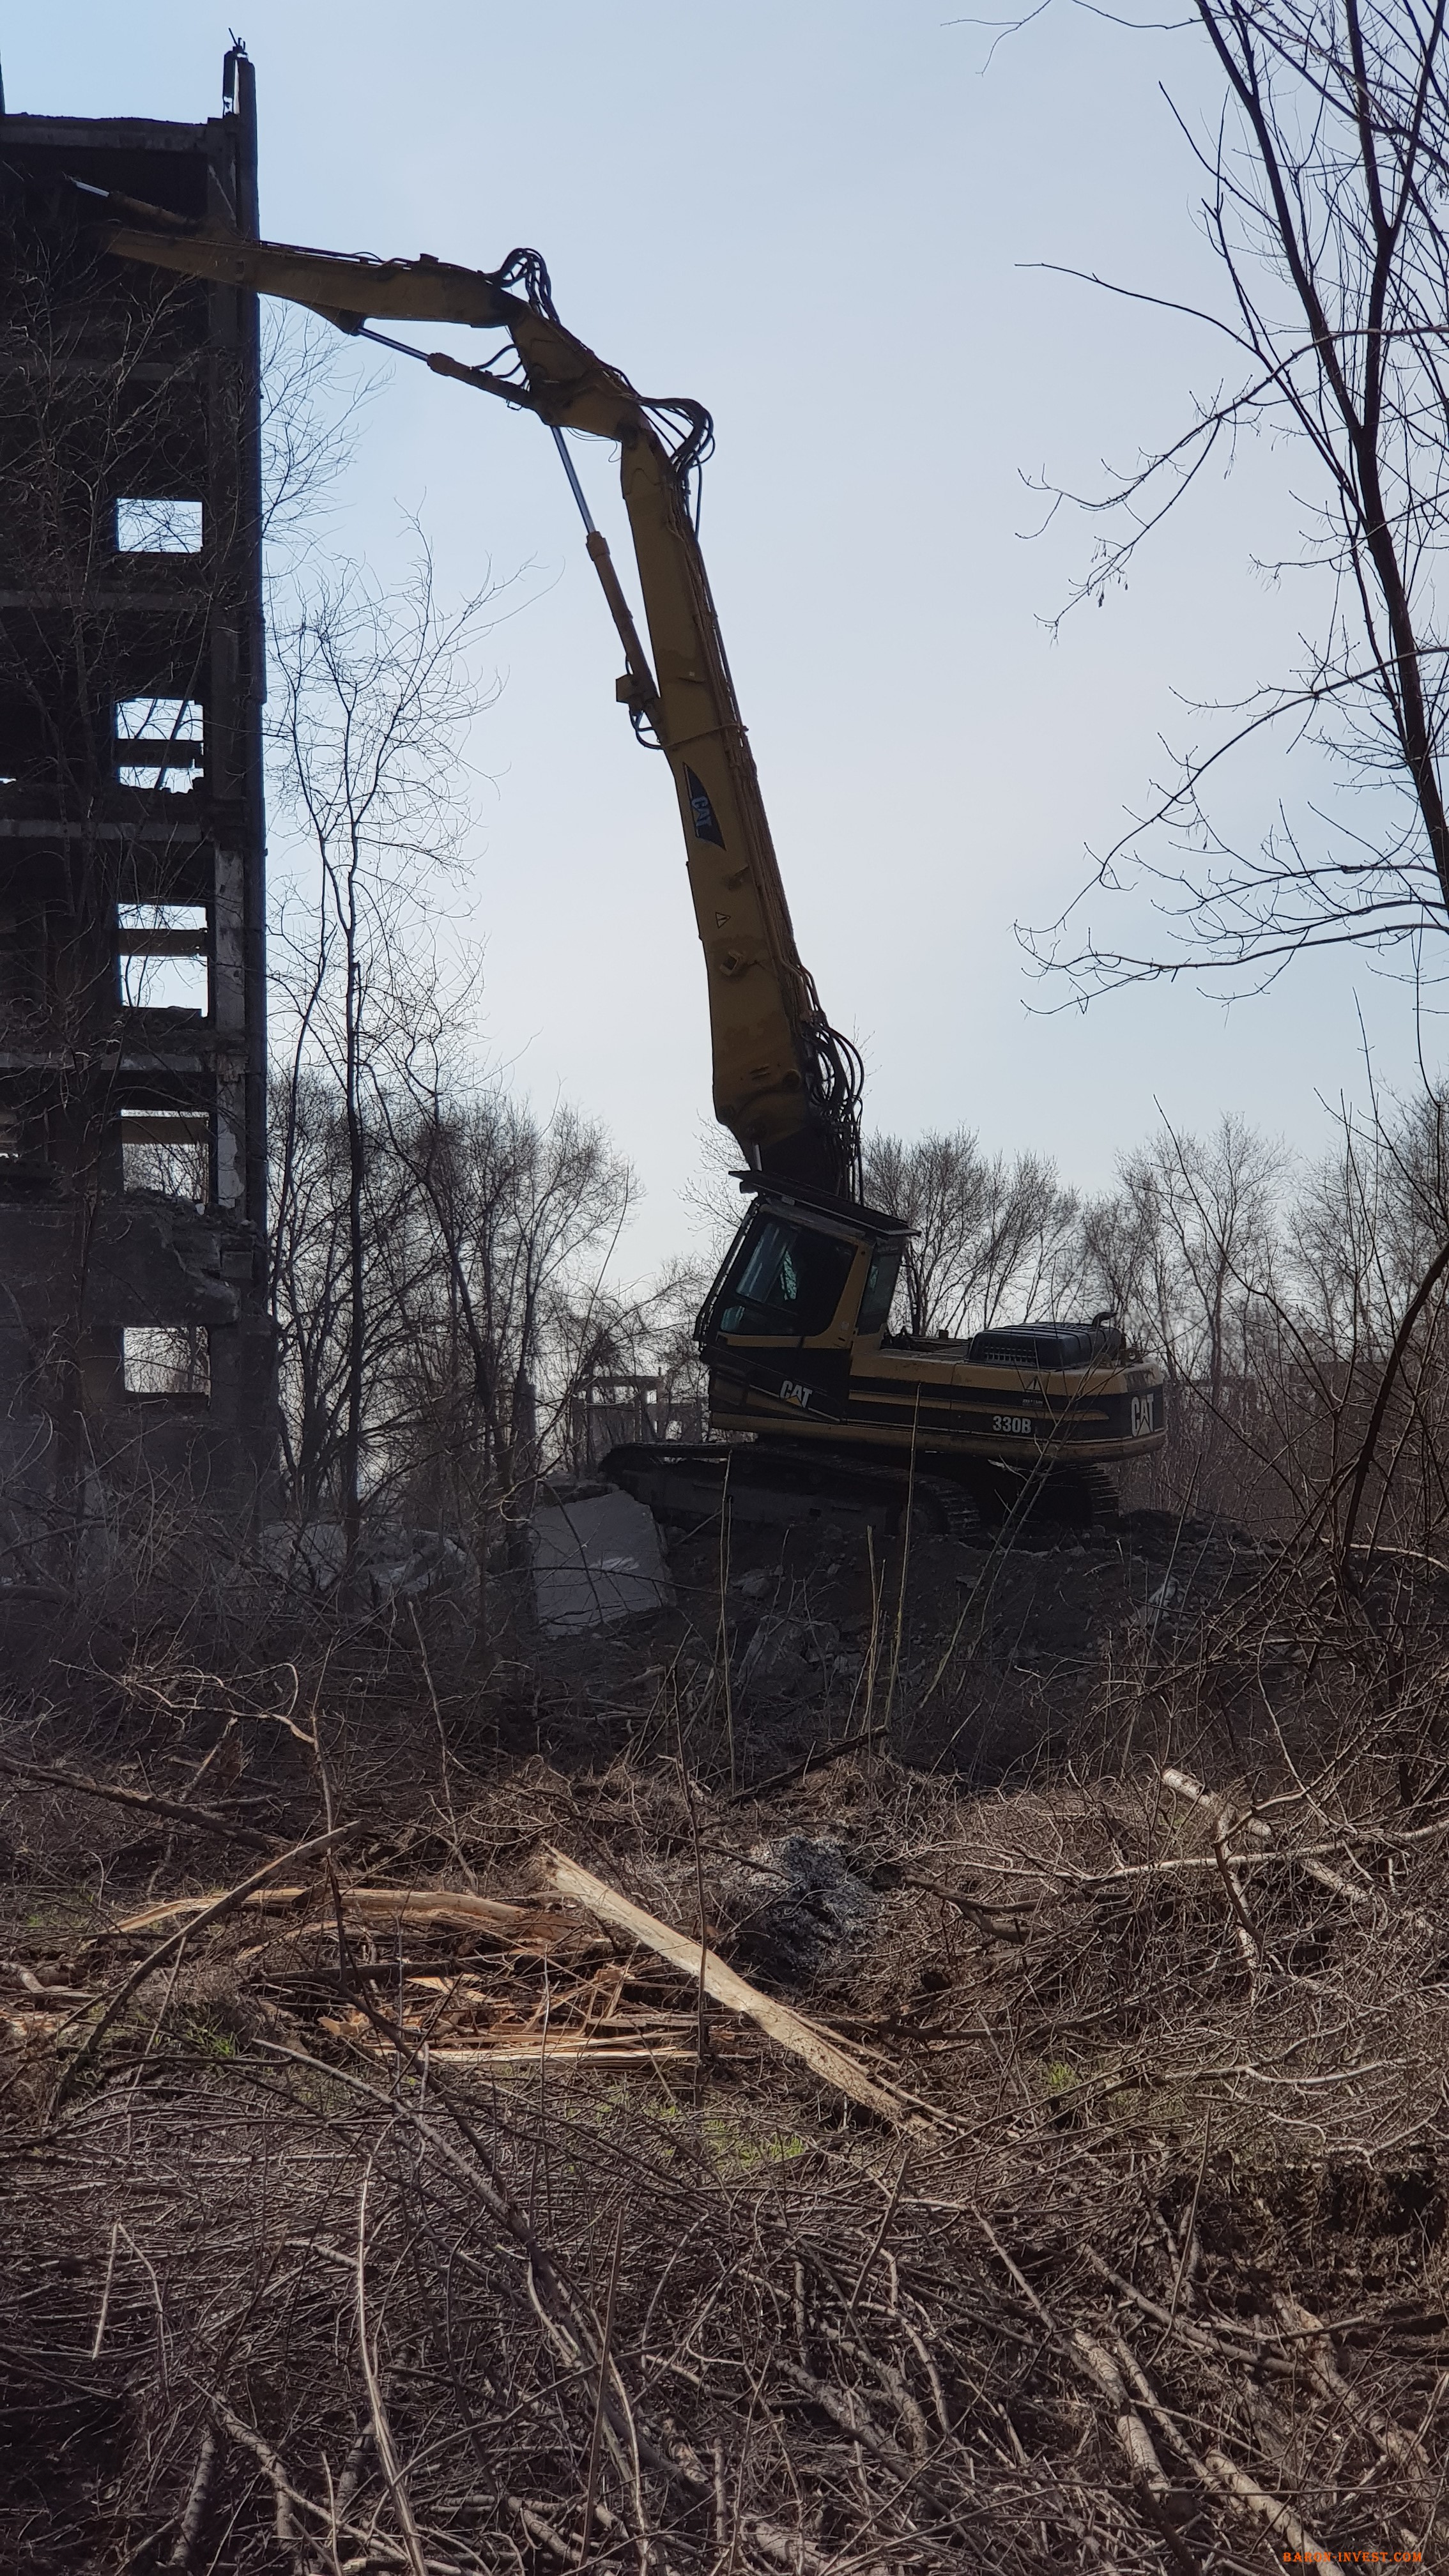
[0,49,275,1545]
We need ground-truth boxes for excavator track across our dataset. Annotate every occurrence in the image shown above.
[602,1444,1117,1538]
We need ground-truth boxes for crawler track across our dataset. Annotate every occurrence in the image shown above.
[602,1443,1119,1537]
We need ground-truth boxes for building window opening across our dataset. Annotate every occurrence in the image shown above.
[116,496,204,555]
[116,698,204,792]
[123,1323,211,1399]
[119,1108,210,1205]
[118,903,208,1013]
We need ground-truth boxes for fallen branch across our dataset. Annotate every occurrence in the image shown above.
[727,1722,888,1805]
[578,2211,624,2566]
[1200,2444,1339,2566]
[1101,2324,1339,2566]
[1082,2246,1291,2373]
[955,1828,1438,1928]
[116,1889,320,1931]
[168,2428,218,2572]
[325,2026,702,2070]
[1162,1770,1261,1985]
[211,2395,443,2572]
[250,2035,710,2515]
[54,1823,361,2098]
[210,2396,323,2574]
[544,1848,914,2126]
[1070,2328,1172,2496]
[1162,1766,1269,1843]
[356,2159,430,2576]
[1274,2293,1436,2515]
[1,1960,96,2005]
[0,1746,279,1850]
[974,2209,1206,2570]
[117,1884,572,1945]
[1163,1764,1436,1936]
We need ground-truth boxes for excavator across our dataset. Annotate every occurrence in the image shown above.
[85,188,1167,1534]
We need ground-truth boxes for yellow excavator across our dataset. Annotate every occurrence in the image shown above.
[88,192,1166,1533]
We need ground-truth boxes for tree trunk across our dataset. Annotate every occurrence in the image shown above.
[341,868,365,1581]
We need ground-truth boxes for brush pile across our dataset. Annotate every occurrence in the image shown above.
[1,1534,1447,2572]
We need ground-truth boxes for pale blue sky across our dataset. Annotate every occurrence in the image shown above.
[4,4,1430,1264]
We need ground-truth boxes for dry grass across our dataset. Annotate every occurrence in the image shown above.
[1,1525,1447,2572]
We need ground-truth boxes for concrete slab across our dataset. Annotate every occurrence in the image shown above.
[531,1489,673,1637]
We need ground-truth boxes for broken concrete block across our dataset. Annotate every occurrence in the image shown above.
[531,1489,673,1637]
[737,1613,840,1694]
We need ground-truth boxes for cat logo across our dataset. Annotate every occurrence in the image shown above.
[1130,1393,1156,1438]
[779,1379,812,1409]
[684,765,724,847]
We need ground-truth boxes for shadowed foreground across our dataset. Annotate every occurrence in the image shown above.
[1,1514,1446,2573]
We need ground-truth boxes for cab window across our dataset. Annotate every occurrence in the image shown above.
[856,1245,901,1337]
[717,1217,857,1337]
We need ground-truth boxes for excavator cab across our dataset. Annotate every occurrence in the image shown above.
[696,1188,906,1430]
[678,1183,1166,1531]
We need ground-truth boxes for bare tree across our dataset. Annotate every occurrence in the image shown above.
[1023,3,1449,995]
[1121,1115,1283,1404]
[1062,1093,1449,1538]
[268,550,496,1570]
[1065,1114,1294,1506]
[267,1066,428,1523]
[863,1128,1080,1336]
[259,305,371,558]
[378,1082,633,1634]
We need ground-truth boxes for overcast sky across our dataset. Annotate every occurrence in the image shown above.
[6,3,1434,1269]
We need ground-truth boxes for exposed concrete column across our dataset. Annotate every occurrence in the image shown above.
[212,839,246,1209]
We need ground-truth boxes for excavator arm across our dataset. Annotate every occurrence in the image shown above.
[88,196,862,1198]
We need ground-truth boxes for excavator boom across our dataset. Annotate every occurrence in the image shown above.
[91,202,862,1197]
[86,187,1169,1531]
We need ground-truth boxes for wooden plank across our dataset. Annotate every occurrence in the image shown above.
[544,1848,909,2125]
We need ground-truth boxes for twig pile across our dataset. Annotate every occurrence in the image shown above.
[1,1546,1448,2569]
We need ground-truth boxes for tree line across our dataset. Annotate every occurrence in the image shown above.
[250,1016,1449,1570]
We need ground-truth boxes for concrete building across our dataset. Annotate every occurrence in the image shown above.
[0,48,275,1545]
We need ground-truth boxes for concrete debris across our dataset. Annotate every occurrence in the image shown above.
[737,1613,841,1694]
[362,1528,474,1605]
[1131,1575,1183,1629]
[531,1489,673,1637]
